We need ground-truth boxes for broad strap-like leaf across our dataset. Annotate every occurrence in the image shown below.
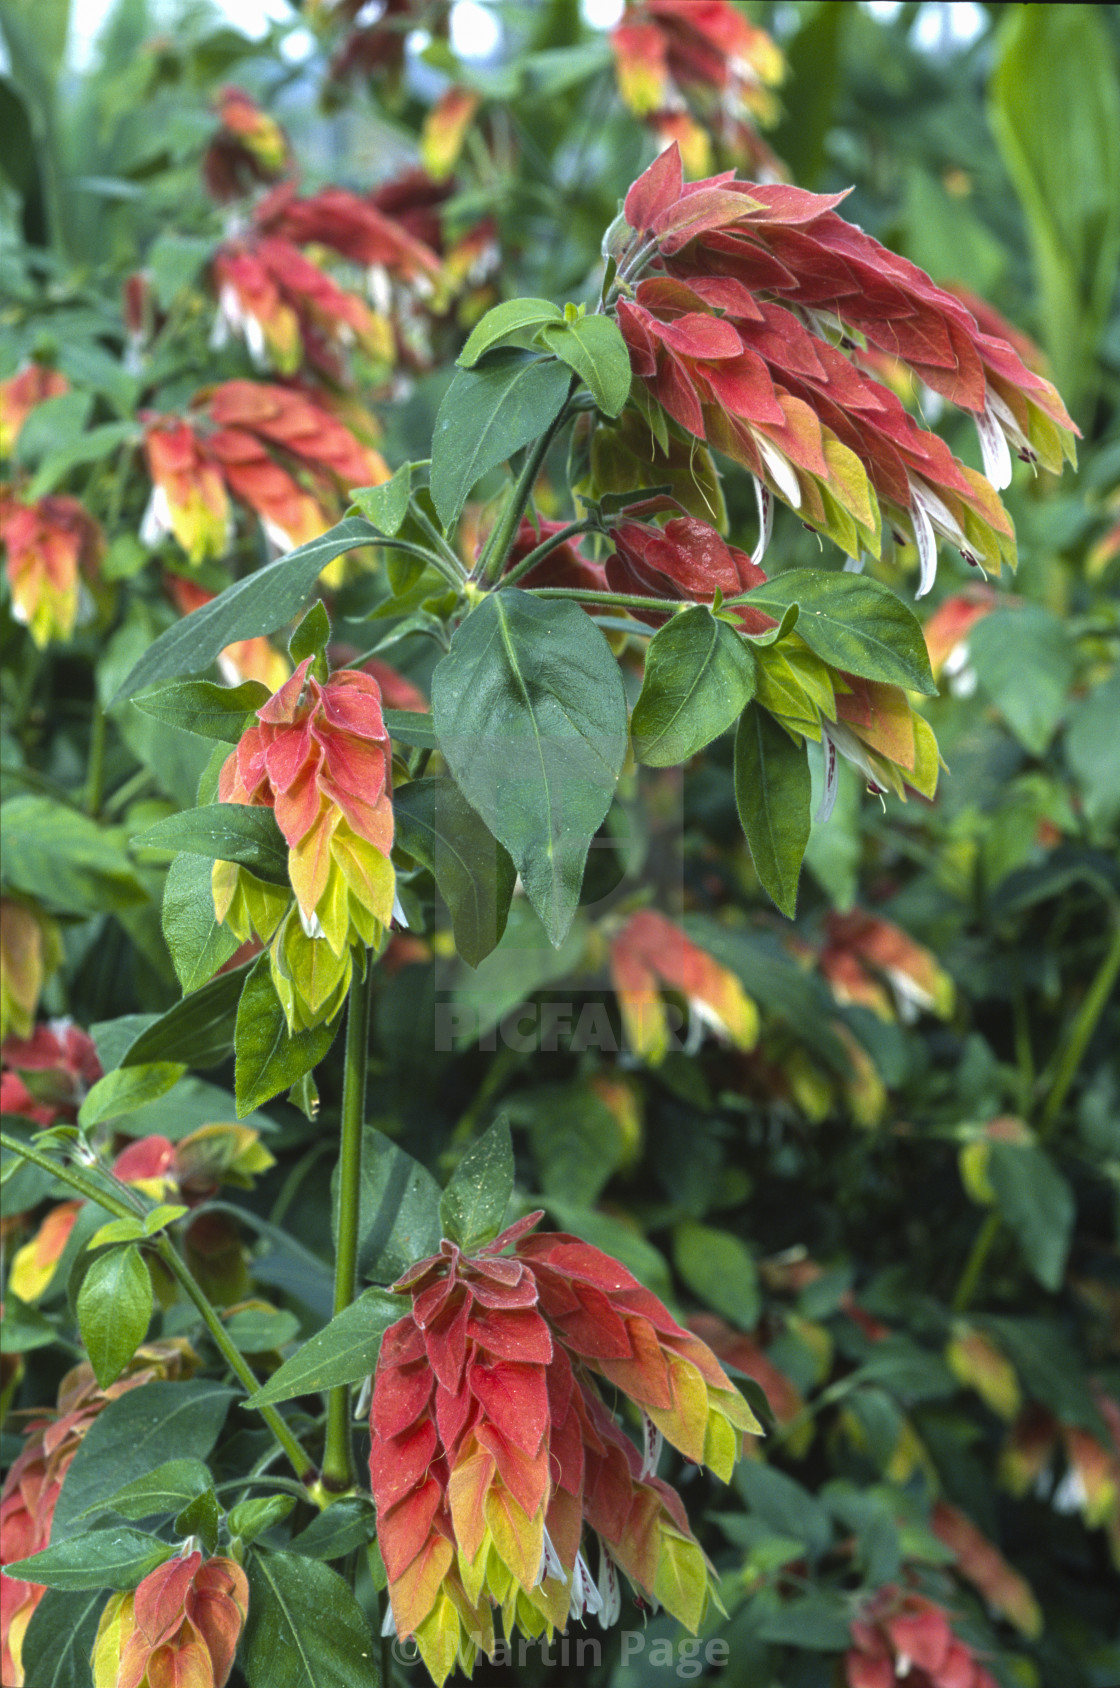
[457,297,564,367]
[242,1552,380,1688]
[121,966,250,1071]
[734,705,811,919]
[394,776,516,967]
[631,607,757,766]
[432,589,627,946]
[136,803,290,884]
[738,570,936,694]
[539,314,632,417]
[430,350,572,531]
[234,955,340,1116]
[247,1287,402,1407]
[113,518,376,701]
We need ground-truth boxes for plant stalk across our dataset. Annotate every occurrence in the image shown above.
[498,518,598,589]
[476,398,574,587]
[320,961,372,1493]
[0,1130,317,1487]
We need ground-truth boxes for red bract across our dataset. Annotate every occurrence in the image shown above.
[369,1215,759,1682]
[0,491,105,647]
[203,85,292,203]
[608,909,759,1062]
[211,237,392,381]
[92,1551,249,1688]
[500,517,607,595]
[846,1588,999,1688]
[612,145,1078,595]
[256,181,442,288]
[0,1019,101,1126]
[606,512,776,632]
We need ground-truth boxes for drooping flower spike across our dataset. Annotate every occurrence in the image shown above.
[0,490,106,647]
[611,145,1077,595]
[91,1550,249,1688]
[214,658,396,1030]
[369,1214,760,1684]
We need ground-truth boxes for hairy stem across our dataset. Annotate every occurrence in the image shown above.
[498,518,598,589]
[321,962,372,1493]
[85,707,107,818]
[0,1130,317,1486]
[476,399,574,587]
[525,585,682,612]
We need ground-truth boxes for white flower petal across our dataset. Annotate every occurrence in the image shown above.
[976,399,1013,490]
[755,434,802,509]
[815,729,839,824]
[750,475,773,567]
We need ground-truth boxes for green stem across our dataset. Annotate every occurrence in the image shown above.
[373,536,465,594]
[476,398,574,587]
[951,1211,1001,1315]
[85,707,107,818]
[0,1131,317,1487]
[525,586,679,612]
[321,962,372,1493]
[1036,914,1120,1140]
[409,506,467,578]
[498,519,598,590]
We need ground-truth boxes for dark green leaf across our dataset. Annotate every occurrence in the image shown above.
[1,796,145,915]
[234,956,340,1116]
[122,966,248,1070]
[288,601,331,679]
[755,1594,853,1649]
[78,1063,186,1127]
[734,706,811,919]
[343,1127,442,1284]
[395,777,516,967]
[7,1528,173,1591]
[630,607,756,766]
[228,1495,296,1546]
[247,1287,402,1408]
[21,1589,105,1688]
[13,390,93,468]
[289,1497,377,1561]
[440,1116,514,1251]
[0,1293,57,1352]
[50,1382,235,1540]
[457,297,564,367]
[75,1459,214,1523]
[382,709,439,749]
[175,1488,221,1555]
[348,462,412,535]
[28,422,136,500]
[243,1552,380,1688]
[969,605,1075,756]
[136,804,290,884]
[114,518,375,702]
[76,1245,153,1388]
[673,1222,760,1328]
[132,679,269,744]
[735,1462,833,1558]
[539,314,631,417]
[987,1141,1076,1292]
[432,590,627,945]
[740,571,936,694]
[430,350,571,530]
[162,854,243,993]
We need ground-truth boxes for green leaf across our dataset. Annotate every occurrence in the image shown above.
[969,605,1076,756]
[539,314,631,417]
[13,390,93,468]
[78,1062,186,1127]
[113,518,375,702]
[630,607,757,766]
[76,1245,153,1388]
[439,1116,514,1251]
[1066,669,1120,832]
[394,777,516,967]
[432,590,627,945]
[75,1459,215,1523]
[132,679,270,743]
[1,796,145,915]
[175,1487,221,1555]
[21,1589,105,1688]
[49,1381,235,1540]
[510,1083,625,1208]
[734,706,812,919]
[247,1286,402,1408]
[457,297,564,367]
[136,804,290,885]
[0,1294,57,1353]
[990,3,1120,407]
[121,966,248,1071]
[27,421,136,500]
[739,571,936,694]
[162,854,243,993]
[234,956,340,1116]
[222,1305,301,1350]
[988,1141,1076,1292]
[7,1529,173,1591]
[673,1221,760,1328]
[348,462,412,535]
[382,709,439,749]
[228,1495,296,1546]
[755,1594,853,1649]
[290,1497,378,1561]
[735,1461,833,1558]
[430,350,571,530]
[147,231,214,309]
[242,1552,380,1688]
[341,1127,442,1284]
[288,601,331,679]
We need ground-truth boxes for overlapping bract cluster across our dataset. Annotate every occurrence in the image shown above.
[613,145,1077,595]
[0,489,105,647]
[214,659,395,1030]
[609,909,759,1063]
[202,85,292,203]
[846,1588,998,1688]
[92,1551,248,1688]
[370,1216,759,1684]
[816,909,955,1025]
[141,381,388,563]
[0,1347,194,1685]
[611,0,784,177]
[0,1018,101,1127]
[606,512,774,632]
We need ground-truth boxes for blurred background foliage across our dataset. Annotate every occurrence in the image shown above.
[1,3,1118,1686]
